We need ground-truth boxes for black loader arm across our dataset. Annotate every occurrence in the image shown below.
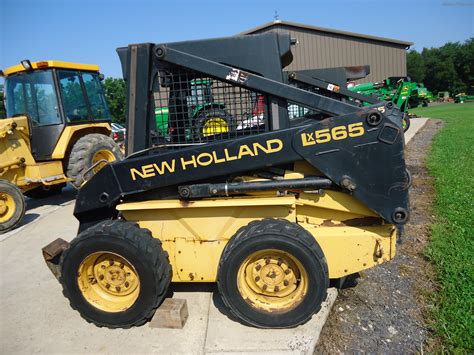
[74,33,409,232]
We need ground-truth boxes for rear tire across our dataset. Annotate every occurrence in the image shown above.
[24,183,65,199]
[194,109,235,140]
[59,220,171,328]
[217,218,328,328]
[66,134,123,188]
[0,180,26,234]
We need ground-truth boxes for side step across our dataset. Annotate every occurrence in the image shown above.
[42,238,69,280]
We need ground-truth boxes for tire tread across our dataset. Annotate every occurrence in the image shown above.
[217,218,328,328]
[59,220,171,328]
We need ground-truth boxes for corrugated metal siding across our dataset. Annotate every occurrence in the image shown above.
[253,25,407,83]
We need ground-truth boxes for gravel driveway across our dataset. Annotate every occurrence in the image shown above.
[315,119,443,353]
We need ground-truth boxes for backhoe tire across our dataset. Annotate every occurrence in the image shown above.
[24,183,65,199]
[0,180,26,234]
[59,220,171,328]
[66,133,123,188]
[217,218,329,328]
[194,109,235,140]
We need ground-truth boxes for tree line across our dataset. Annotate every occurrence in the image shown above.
[407,38,473,95]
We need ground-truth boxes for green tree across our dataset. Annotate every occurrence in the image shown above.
[407,38,473,95]
[407,50,426,82]
[103,77,126,124]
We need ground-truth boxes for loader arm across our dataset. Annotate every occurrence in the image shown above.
[73,33,409,232]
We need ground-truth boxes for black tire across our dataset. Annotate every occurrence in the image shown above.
[403,115,411,132]
[24,183,65,199]
[66,133,123,187]
[59,220,171,328]
[0,180,26,234]
[193,108,235,140]
[217,218,329,328]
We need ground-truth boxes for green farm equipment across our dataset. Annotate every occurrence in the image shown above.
[349,77,432,131]
[408,82,433,107]
[155,78,234,142]
[454,87,474,103]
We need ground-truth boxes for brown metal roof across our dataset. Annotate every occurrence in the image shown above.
[240,20,413,47]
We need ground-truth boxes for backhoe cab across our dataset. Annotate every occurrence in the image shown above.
[0,60,122,233]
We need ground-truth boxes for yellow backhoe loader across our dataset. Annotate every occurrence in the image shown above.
[0,60,122,233]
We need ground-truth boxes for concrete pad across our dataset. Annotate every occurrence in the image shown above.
[0,200,211,354]
[205,288,338,354]
[405,117,428,144]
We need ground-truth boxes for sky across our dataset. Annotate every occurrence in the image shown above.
[1,0,473,78]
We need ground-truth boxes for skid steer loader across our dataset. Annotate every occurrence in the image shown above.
[0,61,123,233]
[43,33,410,329]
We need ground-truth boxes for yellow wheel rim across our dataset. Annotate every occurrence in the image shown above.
[202,118,229,137]
[77,252,140,312]
[237,249,308,313]
[92,149,116,173]
[0,192,16,223]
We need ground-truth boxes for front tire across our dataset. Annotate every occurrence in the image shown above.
[217,219,328,328]
[66,133,123,188]
[60,220,171,328]
[0,180,26,234]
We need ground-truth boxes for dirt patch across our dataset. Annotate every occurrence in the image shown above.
[315,119,443,353]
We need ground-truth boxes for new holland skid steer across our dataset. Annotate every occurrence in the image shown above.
[0,60,123,233]
[43,33,410,329]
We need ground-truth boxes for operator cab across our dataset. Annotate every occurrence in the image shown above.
[2,60,111,160]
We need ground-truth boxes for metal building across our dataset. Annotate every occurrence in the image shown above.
[241,20,413,83]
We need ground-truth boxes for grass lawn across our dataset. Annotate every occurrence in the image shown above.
[410,103,474,352]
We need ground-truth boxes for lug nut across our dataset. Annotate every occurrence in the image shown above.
[105,284,110,289]
[255,264,262,271]
[120,263,124,269]
[285,269,291,275]
[99,275,104,280]
[115,286,121,292]
[109,260,114,266]
[265,258,270,264]
[255,276,260,282]
[283,280,289,286]
[277,258,282,266]
[101,265,106,269]
[262,284,267,291]
[125,281,129,287]
[274,286,280,292]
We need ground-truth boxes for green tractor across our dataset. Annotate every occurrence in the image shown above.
[408,82,433,108]
[454,87,474,103]
[155,78,234,142]
[349,77,432,131]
